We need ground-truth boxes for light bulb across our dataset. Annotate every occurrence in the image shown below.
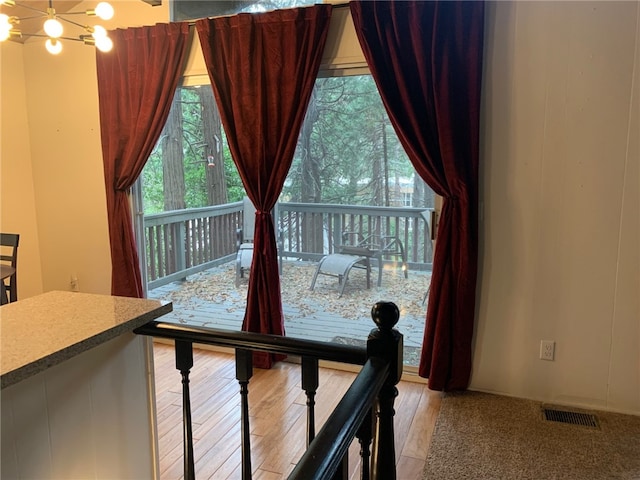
[91,25,107,39]
[45,38,62,55]
[94,2,114,21]
[0,19,19,42]
[95,35,112,53]
[43,18,63,38]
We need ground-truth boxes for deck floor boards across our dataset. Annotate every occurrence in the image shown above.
[149,261,431,367]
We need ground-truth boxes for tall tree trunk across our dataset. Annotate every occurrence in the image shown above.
[413,175,435,261]
[161,94,186,275]
[162,94,186,211]
[299,88,324,253]
[382,120,390,208]
[413,175,434,209]
[199,87,228,205]
[370,123,384,238]
[371,125,383,208]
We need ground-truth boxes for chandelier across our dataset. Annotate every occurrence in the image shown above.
[0,0,114,54]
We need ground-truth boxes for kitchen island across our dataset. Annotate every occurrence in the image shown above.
[1,291,172,479]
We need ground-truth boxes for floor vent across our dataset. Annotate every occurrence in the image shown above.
[542,407,599,428]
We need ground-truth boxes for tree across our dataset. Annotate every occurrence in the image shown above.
[143,87,238,213]
[413,176,435,209]
[161,95,186,211]
[142,75,434,218]
[198,87,228,205]
[285,74,406,207]
[298,88,323,251]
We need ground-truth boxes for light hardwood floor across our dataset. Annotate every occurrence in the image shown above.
[153,342,441,480]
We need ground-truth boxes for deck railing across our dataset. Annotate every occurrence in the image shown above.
[144,202,243,289]
[134,301,403,480]
[144,201,434,290]
[279,202,434,267]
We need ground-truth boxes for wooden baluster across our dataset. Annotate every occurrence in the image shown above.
[303,355,348,479]
[367,302,403,480]
[175,340,195,480]
[301,356,319,446]
[356,408,373,480]
[236,348,253,480]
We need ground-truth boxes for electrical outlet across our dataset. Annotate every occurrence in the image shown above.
[540,340,555,361]
[70,275,79,292]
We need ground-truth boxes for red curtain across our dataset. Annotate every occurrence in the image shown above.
[196,6,333,368]
[351,1,484,390]
[96,23,190,298]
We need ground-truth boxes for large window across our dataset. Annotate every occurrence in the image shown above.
[140,6,435,369]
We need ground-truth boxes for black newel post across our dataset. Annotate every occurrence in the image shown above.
[367,302,403,480]
[175,340,195,480]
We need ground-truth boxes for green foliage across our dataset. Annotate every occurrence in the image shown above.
[283,75,415,206]
[142,74,421,214]
[141,149,164,214]
[222,141,246,202]
[142,88,245,213]
[181,88,209,208]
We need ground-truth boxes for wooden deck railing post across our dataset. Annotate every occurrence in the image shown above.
[332,213,342,254]
[175,340,195,480]
[367,302,403,480]
[236,348,254,480]
[176,221,186,279]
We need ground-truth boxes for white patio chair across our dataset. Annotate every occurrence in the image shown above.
[235,197,283,286]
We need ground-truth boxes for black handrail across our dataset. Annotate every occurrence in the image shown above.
[135,321,367,365]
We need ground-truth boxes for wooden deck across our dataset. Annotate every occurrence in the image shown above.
[148,260,431,368]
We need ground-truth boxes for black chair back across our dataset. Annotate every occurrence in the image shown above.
[1,233,20,304]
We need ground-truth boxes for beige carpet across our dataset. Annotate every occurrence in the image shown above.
[423,391,640,480]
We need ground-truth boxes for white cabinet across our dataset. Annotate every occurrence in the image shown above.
[1,291,172,479]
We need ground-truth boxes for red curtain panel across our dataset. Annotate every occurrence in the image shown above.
[351,1,485,390]
[196,5,333,368]
[96,23,190,298]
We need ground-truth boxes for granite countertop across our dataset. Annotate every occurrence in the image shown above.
[0,291,173,389]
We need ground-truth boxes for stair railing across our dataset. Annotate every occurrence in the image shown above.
[134,301,403,480]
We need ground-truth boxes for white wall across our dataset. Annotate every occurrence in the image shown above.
[22,39,113,295]
[1,1,638,414]
[472,1,639,415]
[1,1,169,297]
[0,42,44,299]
